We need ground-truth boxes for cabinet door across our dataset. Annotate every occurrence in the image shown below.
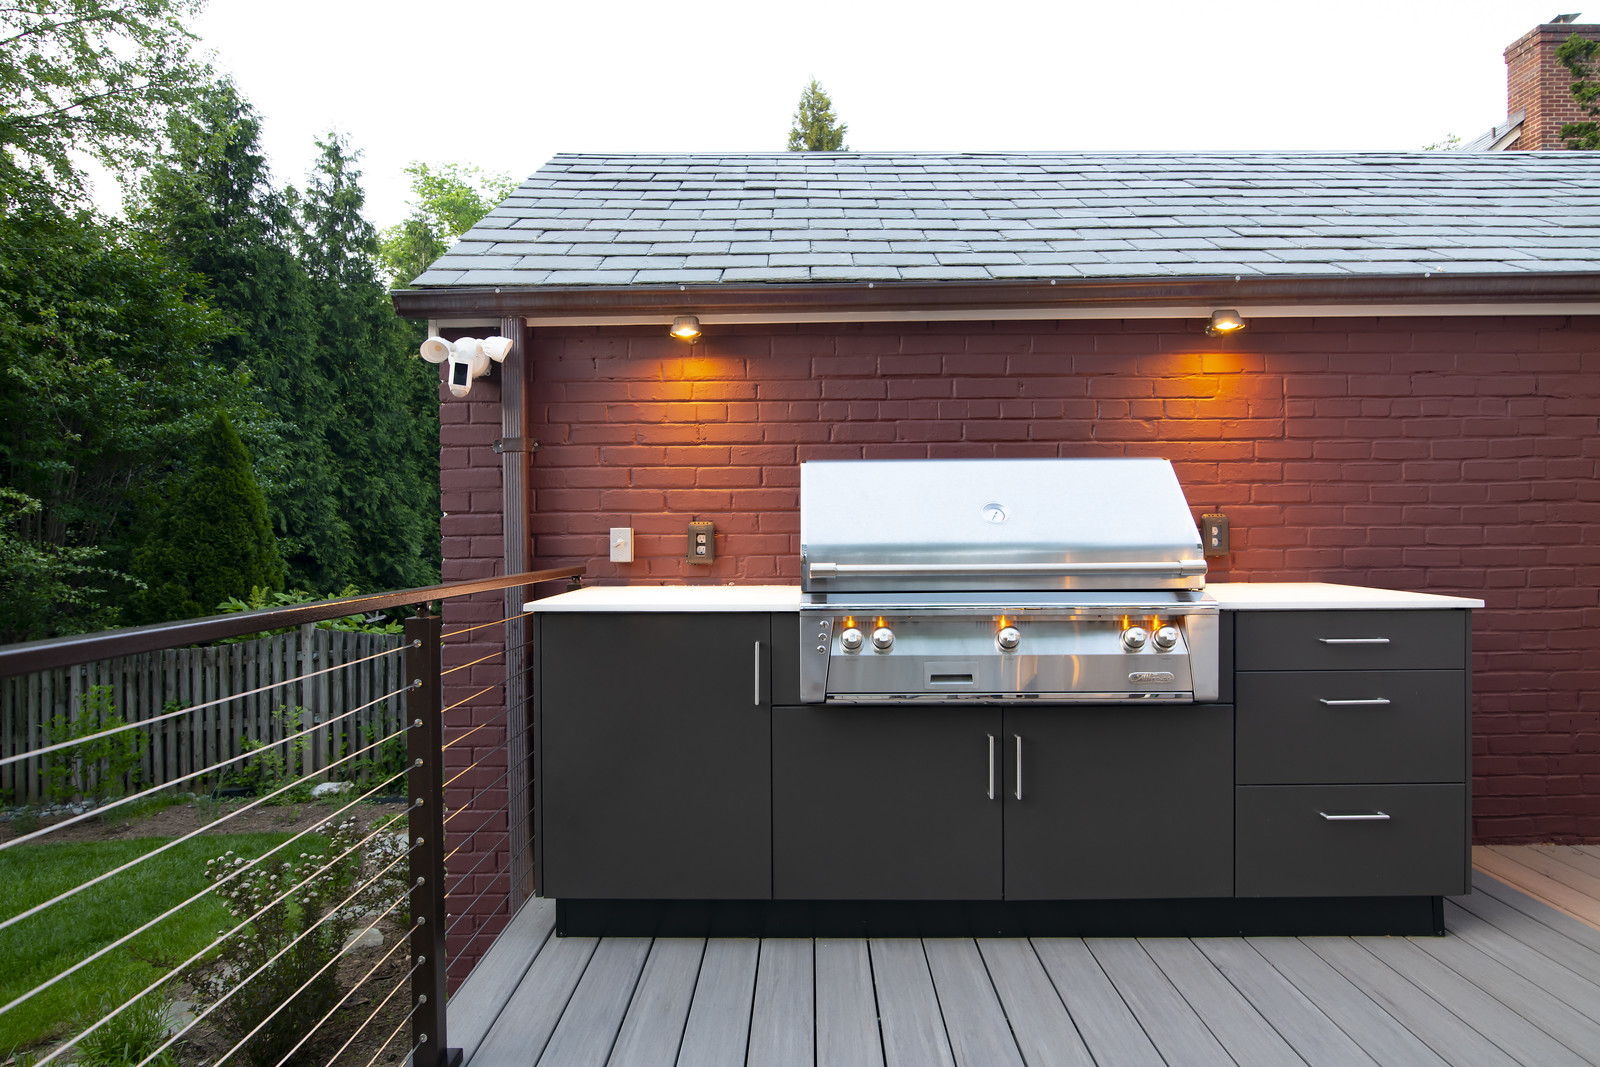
[773,705,1002,900]
[539,613,771,899]
[1004,705,1233,900]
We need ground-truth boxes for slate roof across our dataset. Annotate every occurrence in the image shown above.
[1458,111,1526,152]
[409,152,1600,289]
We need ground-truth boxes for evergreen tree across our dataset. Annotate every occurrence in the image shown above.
[787,79,849,151]
[1558,33,1600,149]
[127,412,285,624]
[300,134,439,591]
[130,82,355,590]
[379,163,516,288]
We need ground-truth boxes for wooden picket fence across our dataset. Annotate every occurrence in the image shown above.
[1,626,408,805]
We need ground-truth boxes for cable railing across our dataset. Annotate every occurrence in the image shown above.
[0,566,580,1067]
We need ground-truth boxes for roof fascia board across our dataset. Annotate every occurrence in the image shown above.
[391,274,1600,323]
[517,303,1600,327]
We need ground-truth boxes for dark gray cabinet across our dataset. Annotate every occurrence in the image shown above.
[773,702,1233,901]
[1233,609,1471,898]
[773,705,1002,900]
[537,612,772,899]
[1005,705,1233,900]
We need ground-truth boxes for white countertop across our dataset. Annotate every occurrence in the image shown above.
[1203,582,1483,610]
[528,582,1482,612]
[527,585,803,612]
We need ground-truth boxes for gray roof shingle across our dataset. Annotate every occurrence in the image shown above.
[406,152,1600,288]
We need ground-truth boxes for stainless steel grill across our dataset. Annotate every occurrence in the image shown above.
[798,458,1220,704]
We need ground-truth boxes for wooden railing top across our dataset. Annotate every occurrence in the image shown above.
[0,567,584,679]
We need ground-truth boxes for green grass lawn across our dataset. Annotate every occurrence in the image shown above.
[0,831,319,1054]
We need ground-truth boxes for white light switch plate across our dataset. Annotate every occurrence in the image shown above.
[609,527,634,563]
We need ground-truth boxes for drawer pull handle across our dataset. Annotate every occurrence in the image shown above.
[1318,698,1392,706]
[987,734,996,800]
[1319,811,1391,821]
[1317,637,1391,645]
[1014,734,1023,801]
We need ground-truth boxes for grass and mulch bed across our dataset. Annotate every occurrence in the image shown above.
[0,831,301,1054]
[0,797,416,1066]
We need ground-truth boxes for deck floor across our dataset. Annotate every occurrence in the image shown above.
[452,845,1600,1067]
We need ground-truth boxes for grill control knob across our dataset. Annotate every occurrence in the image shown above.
[871,626,895,652]
[840,627,864,652]
[997,626,1021,651]
[1152,625,1180,651]
[1121,626,1149,652]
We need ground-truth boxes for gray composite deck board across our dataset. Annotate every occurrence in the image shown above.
[1359,934,1599,1067]
[1471,868,1600,954]
[1245,937,1450,1067]
[536,937,652,1067]
[452,897,556,1064]
[869,939,956,1067]
[674,938,758,1067]
[1442,901,1600,1022]
[815,938,885,1067]
[922,939,1026,1067]
[1304,937,1524,1067]
[1451,890,1600,987]
[1138,937,1308,1066]
[464,877,1600,1067]
[472,933,599,1066]
[606,939,704,1067]
[1193,938,1379,1067]
[747,939,815,1067]
[977,939,1096,1067]
[1030,938,1165,1067]
[1086,937,1234,1067]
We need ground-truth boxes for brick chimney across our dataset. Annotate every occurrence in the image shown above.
[1505,15,1600,149]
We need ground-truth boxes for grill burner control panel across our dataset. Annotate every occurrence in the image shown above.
[799,603,1219,704]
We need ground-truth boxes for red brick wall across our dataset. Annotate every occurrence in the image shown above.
[1506,22,1600,150]
[438,376,515,982]
[511,316,1600,845]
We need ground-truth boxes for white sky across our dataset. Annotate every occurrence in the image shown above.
[189,0,1582,231]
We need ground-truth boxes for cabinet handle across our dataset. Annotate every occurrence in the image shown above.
[1318,698,1392,706]
[1014,735,1023,801]
[1317,637,1391,645]
[1319,811,1391,821]
[987,734,996,800]
[753,641,761,706]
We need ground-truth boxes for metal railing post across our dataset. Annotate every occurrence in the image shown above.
[406,610,459,1067]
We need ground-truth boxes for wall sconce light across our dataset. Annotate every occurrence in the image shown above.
[669,315,702,342]
[1205,309,1247,337]
[420,334,513,398]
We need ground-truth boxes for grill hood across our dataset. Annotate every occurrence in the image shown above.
[800,458,1207,594]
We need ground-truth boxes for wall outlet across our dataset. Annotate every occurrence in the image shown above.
[609,527,634,563]
[687,521,715,564]
[1200,513,1230,557]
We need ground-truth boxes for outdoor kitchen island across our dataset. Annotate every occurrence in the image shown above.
[526,581,1480,938]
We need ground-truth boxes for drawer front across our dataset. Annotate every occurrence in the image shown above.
[1236,671,1467,784]
[1236,784,1468,897]
[1235,610,1467,672]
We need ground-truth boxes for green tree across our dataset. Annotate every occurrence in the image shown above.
[787,79,849,151]
[301,134,439,590]
[379,162,516,288]
[130,81,355,590]
[0,488,120,641]
[126,412,285,623]
[0,0,205,203]
[1558,33,1600,149]
[0,200,248,635]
